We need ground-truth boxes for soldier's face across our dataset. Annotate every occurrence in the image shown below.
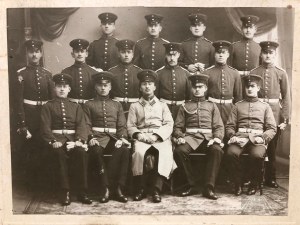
[140,81,156,97]
[215,49,229,64]
[101,22,115,35]
[119,49,134,64]
[260,49,276,64]
[166,51,180,67]
[95,82,111,97]
[71,49,88,63]
[245,82,260,97]
[27,48,42,65]
[190,23,206,37]
[192,83,207,97]
[55,84,71,98]
[147,24,162,37]
[242,25,257,39]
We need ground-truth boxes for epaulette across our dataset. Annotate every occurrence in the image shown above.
[275,66,286,72]
[17,67,26,73]
[108,65,119,71]
[179,66,190,74]
[133,64,142,70]
[205,65,215,70]
[112,98,119,102]
[228,65,238,71]
[231,40,241,45]
[161,38,170,43]
[182,37,192,42]
[41,67,52,73]
[136,37,147,43]
[235,100,244,104]
[257,99,269,105]
[155,66,165,73]
[203,37,212,43]
[90,66,103,72]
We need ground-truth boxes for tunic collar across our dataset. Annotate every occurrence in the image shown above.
[244,96,259,102]
[215,63,228,69]
[54,97,70,102]
[95,95,110,101]
[262,62,275,69]
[100,34,114,40]
[73,61,87,68]
[28,63,41,69]
[147,36,161,42]
[120,63,133,69]
[192,96,206,102]
[165,64,180,70]
[241,37,254,42]
[191,36,204,41]
[139,96,157,107]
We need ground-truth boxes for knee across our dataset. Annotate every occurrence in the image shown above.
[173,144,188,156]
[209,144,223,156]
[226,145,241,159]
[250,149,265,159]
[74,147,87,157]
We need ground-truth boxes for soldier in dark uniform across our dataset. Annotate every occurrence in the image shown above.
[173,74,224,200]
[40,73,92,205]
[250,41,291,188]
[156,42,191,118]
[15,39,54,187]
[204,40,243,125]
[86,12,119,71]
[226,74,277,195]
[62,39,100,104]
[108,39,142,115]
[134,14,169,70]
[229,15,261,76]
[83,71,130,203]
[179,13,214,73]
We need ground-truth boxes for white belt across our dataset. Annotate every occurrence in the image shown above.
[92,127,116,133]
[52,129,76,134]
[140,128,159,133]
[113,97,139,103]
[69,98,92,104]
[238,128,263,135]
[208,97,233,104]
[259,98,279,103]
[24,99,48,106]
[238,71,250,76]
[186,128,212,134]
[160,98,185,105]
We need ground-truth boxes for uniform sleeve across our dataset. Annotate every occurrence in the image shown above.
[208,44,215,68]
[225,104,238,139]
[178,46,188,69]
[75,104,88,142]
[212,103,224,140]
[133,43,142,68]
[280,70,291,122]
[228,44,234,67]
[233,72,243,103]
[15,72,25,127]
[262,104,277,144]
[46,73,55,99]
[173,105,186,138]
[40,104,56,143]
[116,103,128,139]
[154,103,174,141]
[185,72,192,100]
[82,103,93,138]
[127,103,141,138]
[86,41,95,67]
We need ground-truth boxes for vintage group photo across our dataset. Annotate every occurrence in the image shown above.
[6,7,293,216]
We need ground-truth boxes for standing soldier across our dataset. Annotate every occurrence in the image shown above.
[62,39,100,104]
[229,15,261,76]
[226,74,277,195]
[204,40,243,125]
[179,13,214,73]
[40,73,92,206]
[127,70,176,203]
[134,14,169,71]
[250,41,291,188]
[15,40,54,187]
[156,42,191,118]
[173,74,224,200]
[86,12,119,71]
[83,72,130,203]
[109,39,142,115]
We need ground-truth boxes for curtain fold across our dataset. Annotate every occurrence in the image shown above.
[31,8,79,41]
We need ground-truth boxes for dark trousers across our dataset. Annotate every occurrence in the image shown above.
[227,143,266,185]
[265,128,280,181]
[89,140,130,190]
[173,141,223,189]
[51,146,88,192]
[133,147,165,193]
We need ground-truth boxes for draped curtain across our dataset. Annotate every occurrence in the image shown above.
[31,8,79,41]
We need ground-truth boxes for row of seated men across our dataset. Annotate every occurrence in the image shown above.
[14,13,290,206]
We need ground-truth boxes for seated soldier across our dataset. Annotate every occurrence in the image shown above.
[40,73,92,206]
[83,71,130,203]
[127,69,176,203]
[173,74,224,200]
[226,74,277,196]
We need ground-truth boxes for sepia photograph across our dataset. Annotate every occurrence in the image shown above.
[1,1,299,224]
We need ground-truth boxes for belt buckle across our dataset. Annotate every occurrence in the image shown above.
[62,130,67,135]
[197,129,202,134]
[124,97,128,103]
[36,101,43,106]
[171,101,176,105]
[78,99,84,104]
[246,129,252,133]
[104,128,109,133]
[220,99,225,104]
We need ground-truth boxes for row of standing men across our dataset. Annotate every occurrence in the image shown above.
[14,12,290,205]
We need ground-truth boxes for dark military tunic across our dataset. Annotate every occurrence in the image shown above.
[179,36,215,70]
[229,38,261,73]
[62,62,98,101]
[16,64,54,131]
[134,36,169,70]
[204,64,243,124]
[40,97,88,190]
[86,35,119,71]
[156,65,191,118]
[109,63,142,113]
[173,96,224,188]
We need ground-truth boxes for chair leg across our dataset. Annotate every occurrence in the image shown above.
[260,157,267,195]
